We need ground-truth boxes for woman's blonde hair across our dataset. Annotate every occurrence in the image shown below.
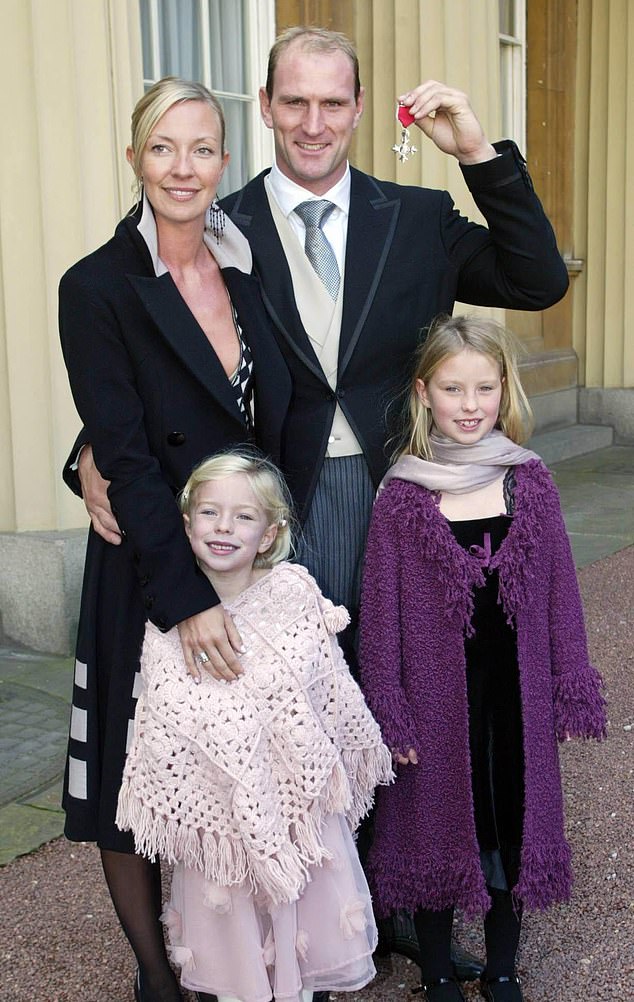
[179,449,294,568]
[128,76,226,201]
[399,314,534,460]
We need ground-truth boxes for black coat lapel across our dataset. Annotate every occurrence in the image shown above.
[338,168,401,377]
[221,267,292,455]
[126,271,244,425]
[224,175,327,383]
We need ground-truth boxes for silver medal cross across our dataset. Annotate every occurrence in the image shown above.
[392,127,418,162]
[392,102,418,163]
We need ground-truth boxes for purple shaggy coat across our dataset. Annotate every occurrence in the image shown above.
[359,460,606,918]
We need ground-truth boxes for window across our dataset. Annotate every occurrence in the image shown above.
[499,0,526,150]
[139,0,275,194]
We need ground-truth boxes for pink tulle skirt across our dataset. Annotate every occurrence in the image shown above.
[163,813,377,1002]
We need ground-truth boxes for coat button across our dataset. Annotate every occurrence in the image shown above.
[144,595,154,610]
[139,575,149,587]
[167,431,186,446]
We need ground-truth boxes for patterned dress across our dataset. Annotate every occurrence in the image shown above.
[117,563,393,1002]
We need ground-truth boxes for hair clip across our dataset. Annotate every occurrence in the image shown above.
[278,518,287,527]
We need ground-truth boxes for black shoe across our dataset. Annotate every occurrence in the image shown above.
[451,942,485,982]
[195,994,219,1002]
[389,910,421,963]
[383,911,483,982]
[413,977,466,1000]
[134,968,187,1002]
[312,993,330,1002]
[480,974,523,1001]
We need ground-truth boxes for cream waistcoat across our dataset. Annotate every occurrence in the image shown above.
[265,178,362,457]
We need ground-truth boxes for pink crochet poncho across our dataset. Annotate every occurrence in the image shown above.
[116,562,393,905]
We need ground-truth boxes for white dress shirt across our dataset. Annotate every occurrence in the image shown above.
[266,162,351,273]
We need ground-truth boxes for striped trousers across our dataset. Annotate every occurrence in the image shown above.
[295,455,376,667]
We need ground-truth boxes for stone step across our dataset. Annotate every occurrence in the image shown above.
[528,423,614,465]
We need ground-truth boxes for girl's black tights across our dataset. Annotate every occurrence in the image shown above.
[413,906,455,984]
[100,848,182,1002]
[414,888,523,984]
[483,888,523,979]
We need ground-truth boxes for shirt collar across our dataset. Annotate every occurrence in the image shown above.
[268,162,351,219]
[137,192,168,276]
[136,190,252,275]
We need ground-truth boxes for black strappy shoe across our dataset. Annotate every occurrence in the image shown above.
[134,968,191,1002]
[480,974,524,1001]
[413,976,466,1000]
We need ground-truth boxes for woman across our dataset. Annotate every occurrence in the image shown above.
[59,78,291,1002]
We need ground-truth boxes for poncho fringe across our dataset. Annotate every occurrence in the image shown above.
[116,563,393,904]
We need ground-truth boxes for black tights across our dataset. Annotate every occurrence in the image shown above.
[414,888,523,985]
[101,848,182,1002]
[483,888,523,979]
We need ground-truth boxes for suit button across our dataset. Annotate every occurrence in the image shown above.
[324,390,336,401]
[167,431,186,446]
[139,575,149,587]
[144,595,154,610]
[338,389,346,399]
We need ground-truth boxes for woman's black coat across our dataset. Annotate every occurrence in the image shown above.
[59,210,291,846]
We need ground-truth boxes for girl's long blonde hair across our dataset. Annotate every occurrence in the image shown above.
[398,314,534,461]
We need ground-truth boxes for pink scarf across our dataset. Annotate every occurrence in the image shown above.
[381,430,540,495]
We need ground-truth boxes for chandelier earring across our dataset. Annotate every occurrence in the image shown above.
[208,198,226,244]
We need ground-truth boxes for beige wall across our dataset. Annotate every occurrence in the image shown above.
[352,0,500,225]
[573,0,634,389]
[0,0,142,533]
[352,0,505,329]
[0,0,631,538]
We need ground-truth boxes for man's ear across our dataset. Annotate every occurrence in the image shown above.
[353,86,365,130]
[259,87,273,129]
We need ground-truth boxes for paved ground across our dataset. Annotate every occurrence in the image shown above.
[1,445,633,1000]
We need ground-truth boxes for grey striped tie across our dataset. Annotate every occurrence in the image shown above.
[294,200,340,300]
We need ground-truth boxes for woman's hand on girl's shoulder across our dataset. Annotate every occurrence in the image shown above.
[393,747,418,766]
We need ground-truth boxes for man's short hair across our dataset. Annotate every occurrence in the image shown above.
[266,26,361,100]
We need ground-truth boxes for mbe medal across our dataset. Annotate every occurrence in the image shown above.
[392,103,418,162]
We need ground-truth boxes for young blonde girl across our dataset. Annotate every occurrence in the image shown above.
[358,315,606,1002]
[116,449,393,1002]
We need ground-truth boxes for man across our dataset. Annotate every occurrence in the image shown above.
[75,25,568,995]
[221,27,567,994]
[221,27,568,649]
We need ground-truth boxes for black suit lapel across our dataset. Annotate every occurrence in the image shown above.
[225,176,327,383]
[338,168,402,377]
[126,271,244,425]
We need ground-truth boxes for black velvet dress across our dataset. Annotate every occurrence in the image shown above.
[449,507,525,891]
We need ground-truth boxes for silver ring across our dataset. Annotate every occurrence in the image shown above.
[198,651,210,664]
